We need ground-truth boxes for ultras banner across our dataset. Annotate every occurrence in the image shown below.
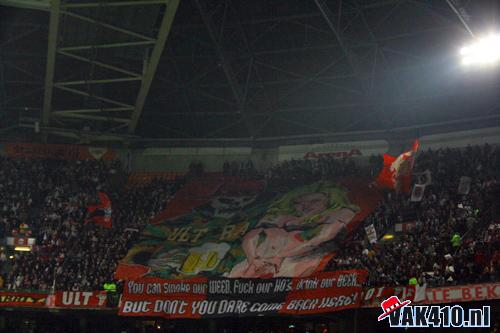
[119,269,367,318]
[54,291,107,309]
[424,283,500,304]
[0,292,48,308]
[362,283,500,307]
[116,178,381,280]
[361,286,421,308]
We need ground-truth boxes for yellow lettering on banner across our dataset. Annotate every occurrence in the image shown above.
[181,251,219,273]
[181,252,202,273]
[219,225,235,241]
[167,227,183,241]
[202,252,218,270]
[191,228,209,243]
[167,227,193,242]
[178,227,191,242]
[219,222,249,241]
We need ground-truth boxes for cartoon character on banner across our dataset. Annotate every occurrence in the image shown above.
[228,181,359,278]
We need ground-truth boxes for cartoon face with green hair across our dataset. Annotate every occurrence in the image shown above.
[228,181,359,278]
[263,181,359,225]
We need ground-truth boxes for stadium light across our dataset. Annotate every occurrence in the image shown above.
[460,33,500,66]
[382,234,394,241]
[14,246,31,252]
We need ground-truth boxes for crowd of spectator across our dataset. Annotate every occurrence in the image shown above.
[265,156,356,186]
[264,154,382,187]
[1,158,183,291]
[329,144,499,287]
[1,158,117,290]
[0,143,498,292]
[221,153,381,185]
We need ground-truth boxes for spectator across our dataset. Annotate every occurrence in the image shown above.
[1,143,498,291]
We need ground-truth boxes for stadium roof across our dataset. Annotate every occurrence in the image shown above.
[0,0,499,144]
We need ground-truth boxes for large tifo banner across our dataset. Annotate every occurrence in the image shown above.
[116,178,381,280]
[4,143,116,160]
[119,270,367,318]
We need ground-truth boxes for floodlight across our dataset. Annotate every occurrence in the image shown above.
[14,246,31,252]
[382,234,394,240]
[460,33,500,66]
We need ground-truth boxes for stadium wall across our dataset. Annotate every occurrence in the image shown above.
[129,146,260,172]
[419,126,500,150]
[0,127,498,172]
[127,126,500,172]
[128,141,383,172]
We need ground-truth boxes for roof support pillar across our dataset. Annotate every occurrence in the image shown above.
[193,0,256,137]
[128,0,180,133]
[41,0,61,130]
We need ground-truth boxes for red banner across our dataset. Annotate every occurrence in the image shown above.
[5,143,116,161]
[424,283,500,304]
[362,286,416,308]
[0,282,498,312]
[54,291,108,309]
[0,292,48,308]
[362,283,500,307]
[281,271,366,315]
[119,270,367,318]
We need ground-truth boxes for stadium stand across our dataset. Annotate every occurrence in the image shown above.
[329,145,499,287]
[1,159,184,291]
[1,144,498,293]
[2,0,499,330]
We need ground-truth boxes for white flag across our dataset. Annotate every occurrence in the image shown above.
[365,224,378,244]
[423,169,432,185]
[414,169,432,185]
[411,184,426,202]
[414,283,427,303]
[458,176,472,194]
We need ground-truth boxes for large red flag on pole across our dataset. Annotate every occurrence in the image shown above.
[85,192,113,228]
[377,140,419,193]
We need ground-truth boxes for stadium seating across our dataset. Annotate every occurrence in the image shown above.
[0,144,498,292]
[0,159,183,291]
[329,145,499,287]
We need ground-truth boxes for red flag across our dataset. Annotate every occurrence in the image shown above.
[377,140,419,193]
[86,192,112,228]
